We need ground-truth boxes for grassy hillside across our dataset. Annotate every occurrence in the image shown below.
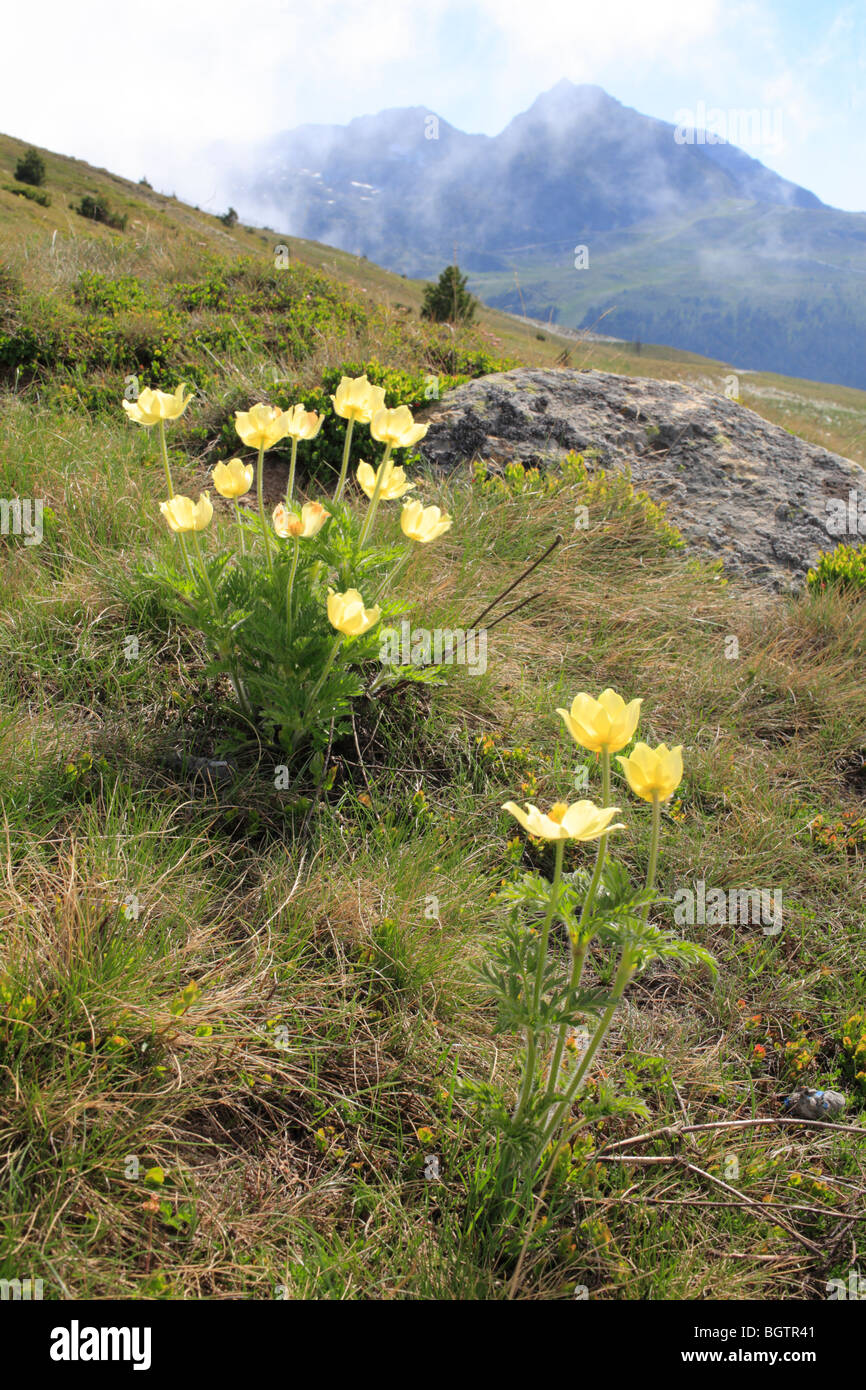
[1,133,865,1303]
[2,130,865,469]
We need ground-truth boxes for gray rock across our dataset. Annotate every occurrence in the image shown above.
[417,368,864,589]
[780,1087,847,1119]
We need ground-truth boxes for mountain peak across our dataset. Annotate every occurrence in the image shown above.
[527,80,619,112]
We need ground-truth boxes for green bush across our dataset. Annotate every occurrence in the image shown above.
[73,273,150,315]
[807,541,866,594]
[4,184,51,207]
[14,148,46,187]
[74,194,127,232]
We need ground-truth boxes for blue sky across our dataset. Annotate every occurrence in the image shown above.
[2,0,864,212]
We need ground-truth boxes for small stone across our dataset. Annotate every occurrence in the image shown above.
[781,1087,847,1120]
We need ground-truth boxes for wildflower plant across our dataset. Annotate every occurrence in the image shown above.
[126,375,451,761]
[479,690,716,1187]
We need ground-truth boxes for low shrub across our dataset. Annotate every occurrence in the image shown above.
[807,541,866,594]
[74,194,127,231]
[4,184,51,207]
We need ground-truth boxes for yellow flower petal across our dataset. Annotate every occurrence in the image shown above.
[400,499,452,543]
[370,405,428,448]
[616,742,683,803]
[503,799,624,842]
[557,689,642,754]
[212,458,254,499]
[235,402,291,451]
[327,588,381,637]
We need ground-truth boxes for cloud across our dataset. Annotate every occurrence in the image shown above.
[0,0,862,210]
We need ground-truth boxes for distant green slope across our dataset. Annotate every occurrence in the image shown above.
[468,199,866,392]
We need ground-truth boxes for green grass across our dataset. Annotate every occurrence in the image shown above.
[0,134,865,1302]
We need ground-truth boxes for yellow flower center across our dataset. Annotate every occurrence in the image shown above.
[548,802,569,824]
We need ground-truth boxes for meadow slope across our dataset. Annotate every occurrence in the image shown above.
[0,134,864,1301]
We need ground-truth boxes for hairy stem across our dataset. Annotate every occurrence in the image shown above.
[546,749,612,1097]
[332,417,355,503]
[233,501,246,555]
[358,444,392,546]
[255,442,273,573]
[286,438,299,506]
[286,537,300,643]
[158,419,175,498]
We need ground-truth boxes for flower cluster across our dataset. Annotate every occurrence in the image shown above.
[504,688,683,848]
[124,374,453,751]
[481,687,711,1185]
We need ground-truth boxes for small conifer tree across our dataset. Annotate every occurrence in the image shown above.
[14,148,46,187]
[421,264,477,324]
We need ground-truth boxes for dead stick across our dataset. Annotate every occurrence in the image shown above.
[597,1115,866,1155]
[676,1156,824,1256]
[468,533,562,630]
[595,1153,824,1256]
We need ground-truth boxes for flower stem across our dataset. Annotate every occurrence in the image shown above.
[255,443,273,573]
[358,444,392,546]
[303,632,344,723]
[541,790,661,1148]
[286,438,299,506]
[512,1030,537,1123]
[545,749,611,1097]
[642,794,662,920]
[177,534,198,587]
[234,501,246,555]
[512,839,564,1126]
[158,420,175,498]
[189,529,218,615]
[332,417,355,503]
[286,537,300,643]
[533,838,564,1013]
[537,950,634,1159]
[373,546,411,604]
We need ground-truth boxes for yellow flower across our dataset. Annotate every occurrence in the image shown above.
[212,457,254,499]
[331,374,387,424]
[327,588,381,637]
[557,689,642,754]
[502,799,624,842]
[356,458,415,501]
[273,500,328,539]
[159,492,213,533]
[284,404,323,441]
[234,402,291,451]
[123,383,192,426]
[370,405,428,448]
[617,742,683,803]
[400,499,452,543]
